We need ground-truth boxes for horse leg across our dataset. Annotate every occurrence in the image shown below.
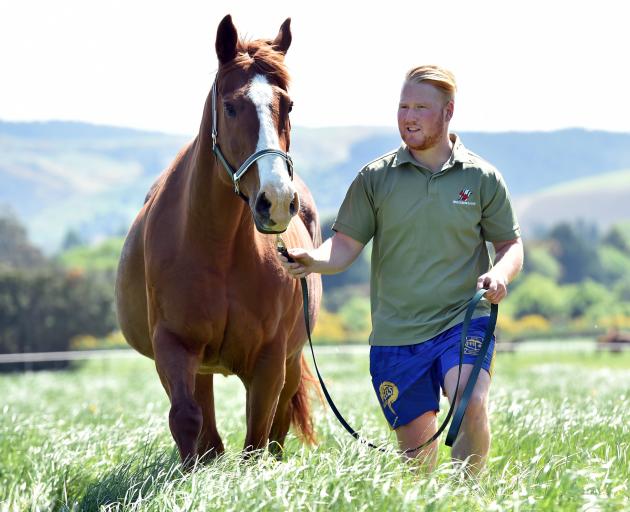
[268,354,301,459]
[194,373,224,462]
[243,345,286,456]
[153,325,202,466]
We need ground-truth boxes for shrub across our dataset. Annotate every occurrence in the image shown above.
[504,273,567,319]
[312,308,346,344]
[0,267,117,371]
[498,314,551,338]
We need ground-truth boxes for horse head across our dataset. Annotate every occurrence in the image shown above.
[211,15,298,234]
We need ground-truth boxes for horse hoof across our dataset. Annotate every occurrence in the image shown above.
[240,446,265,463]
[180,454,200,472]
[268,441,285,461]
[199,447,225,465]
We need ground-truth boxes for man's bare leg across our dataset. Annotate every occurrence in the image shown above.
[443,365,491,475]
[394,411,438,470]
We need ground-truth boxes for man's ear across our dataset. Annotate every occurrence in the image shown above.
[445,100,454,122]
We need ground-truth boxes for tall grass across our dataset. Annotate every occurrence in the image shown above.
[0,346,628,511]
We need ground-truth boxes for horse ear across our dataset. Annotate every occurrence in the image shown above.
[272,18,292,55]
[216,14,238,65]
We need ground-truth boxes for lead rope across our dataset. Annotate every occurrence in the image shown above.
[276,235,498,454]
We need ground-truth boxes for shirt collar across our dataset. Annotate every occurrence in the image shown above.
[392,133,473,169]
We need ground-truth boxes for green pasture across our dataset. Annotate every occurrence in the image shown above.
[0,342,628,511]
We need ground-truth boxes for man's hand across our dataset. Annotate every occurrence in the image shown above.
[476,271,508,304]
[278,248,315,279]
[276,232,365,279]
[477,237,524,304]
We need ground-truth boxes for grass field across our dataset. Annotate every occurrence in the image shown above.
[0,342,628,511]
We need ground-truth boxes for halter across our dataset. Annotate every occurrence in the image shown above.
[211,78,294,199]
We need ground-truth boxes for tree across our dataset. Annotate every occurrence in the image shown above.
[61,229,84,251]
[548,223,602,284]
[602,225,630,253]
[523,244,561,281]
[56,236,124,274]
[506,274,567,319]
[0,268,117,371]
[599,246,630,286]
[0,210,46,269]
[0,213,118,371]
[613,276,630,303]
[564,280,610,318]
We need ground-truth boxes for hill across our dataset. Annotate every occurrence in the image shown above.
[0,121,189,249]
[293,127,630,215]
[1,120,630,250]
[514,169,630,236]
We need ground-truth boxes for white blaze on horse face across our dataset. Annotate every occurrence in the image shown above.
[247,74,296,225]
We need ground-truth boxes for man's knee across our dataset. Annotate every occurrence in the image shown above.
[460,391,489,427]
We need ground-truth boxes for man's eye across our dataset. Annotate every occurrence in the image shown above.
[224,103,236,117]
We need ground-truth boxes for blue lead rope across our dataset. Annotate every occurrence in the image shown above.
[278,241,498,452]
[445,289,498,447]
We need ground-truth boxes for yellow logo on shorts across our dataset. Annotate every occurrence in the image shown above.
[464,336,483,355]
[379,381,399,414]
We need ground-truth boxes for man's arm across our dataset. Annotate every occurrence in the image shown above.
[477,237,524,304]
[278,231,365,279]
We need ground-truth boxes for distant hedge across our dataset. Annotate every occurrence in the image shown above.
[0,267,117,371]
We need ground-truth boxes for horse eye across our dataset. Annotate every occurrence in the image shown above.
[224,102,236,118]
[288,101,294,113]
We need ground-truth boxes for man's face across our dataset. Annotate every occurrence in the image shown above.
[397,81,452,151]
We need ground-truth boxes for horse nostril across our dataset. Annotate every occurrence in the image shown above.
[255,192,272,220]
[289,193,299,216]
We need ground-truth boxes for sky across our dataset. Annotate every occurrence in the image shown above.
[1,0,628,135]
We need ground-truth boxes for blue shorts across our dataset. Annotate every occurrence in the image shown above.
[370,317,495,429]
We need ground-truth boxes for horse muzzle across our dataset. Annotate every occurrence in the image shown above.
[253,217,289,234]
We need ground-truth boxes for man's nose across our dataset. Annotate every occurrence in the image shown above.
[402,110,417,122]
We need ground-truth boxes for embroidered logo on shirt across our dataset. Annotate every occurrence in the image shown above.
[453,189,477,206]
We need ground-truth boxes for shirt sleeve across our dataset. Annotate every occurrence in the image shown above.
[480,170,521,242]
[331,170,376,244]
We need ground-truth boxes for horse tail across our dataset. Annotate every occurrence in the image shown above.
[290,353,320,445]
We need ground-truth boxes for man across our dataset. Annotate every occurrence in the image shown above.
[278,65,523,473]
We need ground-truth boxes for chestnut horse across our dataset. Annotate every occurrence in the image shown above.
[115,15,322,463]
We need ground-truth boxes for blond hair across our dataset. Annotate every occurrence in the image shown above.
[405,65,457,102]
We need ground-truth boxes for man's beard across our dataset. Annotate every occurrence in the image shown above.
[402,118,447,151]
[406,130,441,151]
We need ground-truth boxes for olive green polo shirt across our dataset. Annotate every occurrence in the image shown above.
[332,134,520,346]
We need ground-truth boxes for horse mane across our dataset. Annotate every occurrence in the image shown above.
[219,39,290,90]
